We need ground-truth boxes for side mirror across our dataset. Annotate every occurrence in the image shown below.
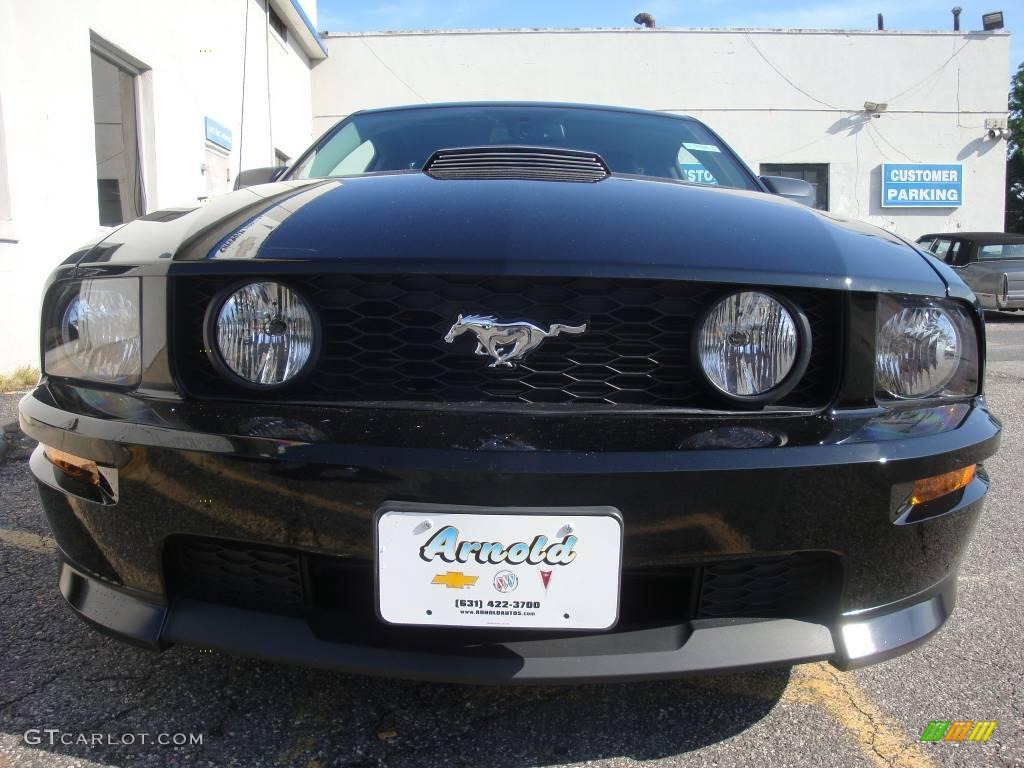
[234,166,286,190]
[760,175,815,207]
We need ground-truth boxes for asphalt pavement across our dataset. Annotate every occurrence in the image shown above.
[1,317,1022,768]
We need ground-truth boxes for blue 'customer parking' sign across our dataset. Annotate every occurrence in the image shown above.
[204,117,233,151]
[881,164,962,208]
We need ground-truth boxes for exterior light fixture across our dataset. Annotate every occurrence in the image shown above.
[982,11,1004,30]
[986,118,1010,140]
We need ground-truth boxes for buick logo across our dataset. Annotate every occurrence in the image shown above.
[493,570,519,593]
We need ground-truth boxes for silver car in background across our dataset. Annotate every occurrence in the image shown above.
[917,232,1024,311]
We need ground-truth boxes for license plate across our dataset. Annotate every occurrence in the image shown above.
[376,503,622,630]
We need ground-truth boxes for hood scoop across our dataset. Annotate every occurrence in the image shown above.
[423,146,610,183]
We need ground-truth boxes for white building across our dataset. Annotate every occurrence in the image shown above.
[0,17,1013,373]
[314,27,1010,232]
[0,0,325,372]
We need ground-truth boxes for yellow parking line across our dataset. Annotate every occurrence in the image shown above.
[695,662,935,768]
[0,525,56,554]
[788,664,935,768]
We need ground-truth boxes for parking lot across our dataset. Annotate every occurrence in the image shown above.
[0,317,1021,768]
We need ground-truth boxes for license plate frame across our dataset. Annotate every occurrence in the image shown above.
[375,502,623,631]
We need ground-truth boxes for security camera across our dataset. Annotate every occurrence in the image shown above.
[987,128,1009,140]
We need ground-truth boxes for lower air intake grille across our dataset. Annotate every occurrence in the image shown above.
[697,552,842,620]
[166,537,842,627]
[164,537,305,615]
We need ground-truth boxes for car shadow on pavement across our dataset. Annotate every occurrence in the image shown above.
[4,643,789,768]
[0,503,789,768]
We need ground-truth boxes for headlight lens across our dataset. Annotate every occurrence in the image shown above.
[212,281,316,386]
[44,278,141,385]
[696,291,807,402]
[875,295,979,400]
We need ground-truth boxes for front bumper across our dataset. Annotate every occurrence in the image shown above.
[991,290,1024,309]
[21,383,1001,683]
[55,559,955,683]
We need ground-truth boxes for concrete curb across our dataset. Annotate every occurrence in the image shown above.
[1,390,32,462]
[1,420,20,463]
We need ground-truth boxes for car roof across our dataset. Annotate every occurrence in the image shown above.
[348,101,700,122]
[918,232,1024,244]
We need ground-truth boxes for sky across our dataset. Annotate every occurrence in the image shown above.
[315,1,1021,82]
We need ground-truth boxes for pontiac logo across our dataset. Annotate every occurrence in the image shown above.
[443,314,587,369]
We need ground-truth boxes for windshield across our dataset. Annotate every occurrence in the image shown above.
[289,105,758,190]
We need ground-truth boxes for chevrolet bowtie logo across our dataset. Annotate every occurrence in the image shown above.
[431,571,478,589]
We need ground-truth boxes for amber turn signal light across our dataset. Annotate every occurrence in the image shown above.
[910,465,975,506]
[43,446,101,486]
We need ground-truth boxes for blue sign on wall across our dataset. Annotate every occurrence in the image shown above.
[204,117,233,151]
[881,163,962,208]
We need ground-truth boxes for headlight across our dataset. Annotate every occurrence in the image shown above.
[875,295,979,400]
[695,291,810,404]
[44,278,141,386]
[209,281,317,387]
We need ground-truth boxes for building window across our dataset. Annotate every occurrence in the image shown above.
[274,149,290,167]
[91,38,149,226]
[269,4,288,41]
[760,163,829,211]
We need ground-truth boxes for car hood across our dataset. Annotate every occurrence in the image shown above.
[82,172,948,296]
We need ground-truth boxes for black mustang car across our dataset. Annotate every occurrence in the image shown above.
[21,103,1000,683]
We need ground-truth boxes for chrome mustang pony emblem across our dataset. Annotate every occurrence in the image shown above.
[444,314,587,369]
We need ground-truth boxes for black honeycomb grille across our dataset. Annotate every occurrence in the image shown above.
[164,537,305,615]
[173,274,842,408]
[165,537,843,625]
[697,552,842,620]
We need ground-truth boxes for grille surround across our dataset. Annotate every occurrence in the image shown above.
[174,274,842,409]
